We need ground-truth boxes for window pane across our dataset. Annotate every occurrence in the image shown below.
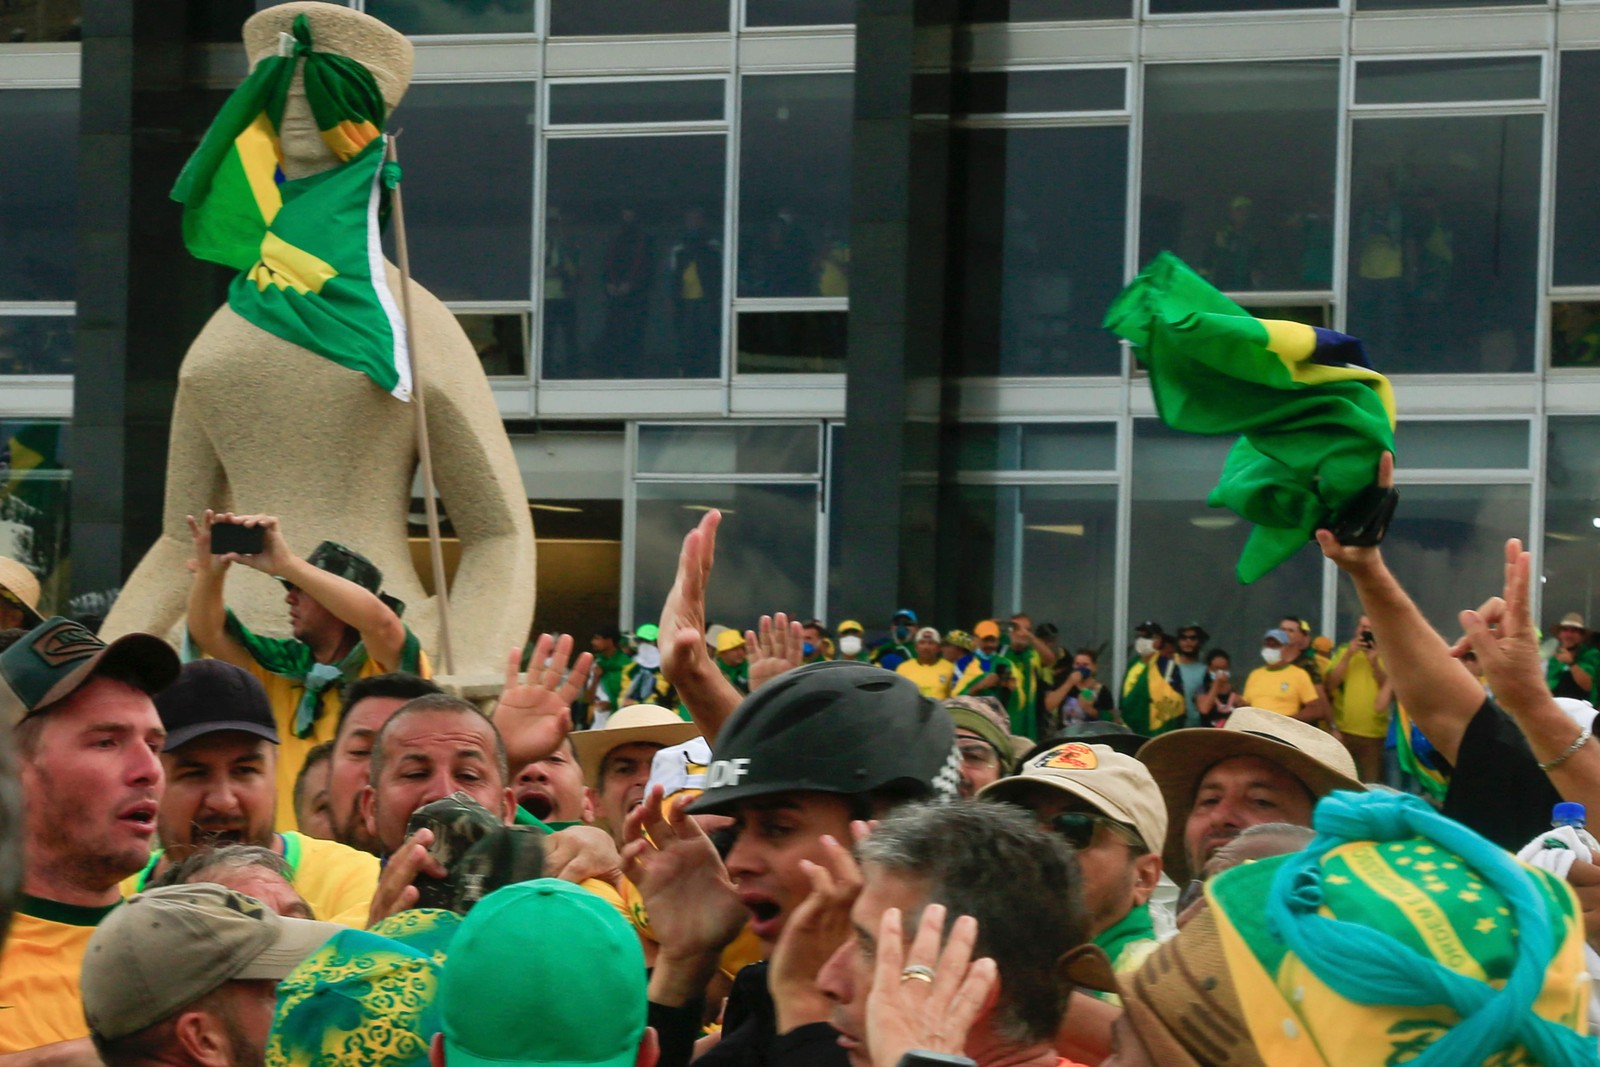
[738,74,853,298]
[1151,0,1336,11]
[543,135,726,379]
[736,311,846,373]
[962,69,1125,114]
[634,482,817,624]
[0,1,80,41]
[1348,115,1540,374]
[964,0,1132,19]
[550,0,728,36]
[364,0,535,34]
[638,424,818,475]
[1360,0,1538,10]
[1129,421,1324,665]
[1397,420,1528,469]
[954,126,1128,375]
[1355,57,1541,106]
[746,0,855,25]
[952,484,1117,652]
[549,80,725,126]
[1337,484,1529,639]
[0,317,74,375]
[0,90,77,301]
[1555,52,1600,287]
[456,312,528,376]
[1553,301,1600,369]
[955,424,1117,471]
[0,420,71,618]
[388,83,535,302]
[1545,418,1600,630]
[1141,61,1339,293]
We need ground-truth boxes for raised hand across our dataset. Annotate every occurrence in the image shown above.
[749,612,807,692]
[186,510,232,576]
[865,904,997,1067]
[367,827,446,927]
[1452,539,1548,718]
[624,787,747,1007]
[1315,451,1395,573]
[658,510,745,743]
[214,512,293,575]
[770,830,864,1032]
[493,635,592,770]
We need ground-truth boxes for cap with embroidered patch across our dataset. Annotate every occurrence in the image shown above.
[0,616,179,728]
[980,742,1166,853]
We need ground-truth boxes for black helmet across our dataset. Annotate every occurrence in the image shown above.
[688,661,961,815]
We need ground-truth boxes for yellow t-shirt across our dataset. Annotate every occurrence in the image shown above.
[121,830,380,928]
[1330,645,1388,739]
[1241,663,1319,718]
[895,659,957,700]
[0,897,117,1052]
[222,626,431,833]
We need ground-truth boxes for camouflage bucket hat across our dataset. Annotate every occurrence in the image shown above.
[291,540,405,617]
[404,793,548,914]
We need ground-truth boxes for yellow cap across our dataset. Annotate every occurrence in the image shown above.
[715,629,746,653]
[836,619,864,635]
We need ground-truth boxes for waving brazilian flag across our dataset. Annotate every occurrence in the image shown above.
[1105,253,1396,583]
[171,14,411,400]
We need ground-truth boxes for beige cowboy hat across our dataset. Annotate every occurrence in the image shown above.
[0,557,43,628]
[1137,707,1362,882]
[570,704,701,786]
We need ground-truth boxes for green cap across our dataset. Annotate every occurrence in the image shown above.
[0,616,180,728]
[267,927,443,1067]
[440,879,646,1067]
[634,623,660,642]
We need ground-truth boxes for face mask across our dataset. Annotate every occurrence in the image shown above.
[802,641,817,657]
[1075,665,1093,678]
[1134,637,1155,657]
[1261,646,1282,665]
[839,635,862,656]
[892,625,912,642]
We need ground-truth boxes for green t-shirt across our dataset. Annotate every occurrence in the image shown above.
[594,649,633,705]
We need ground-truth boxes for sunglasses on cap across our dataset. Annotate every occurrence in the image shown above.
[1049,811,1145,852]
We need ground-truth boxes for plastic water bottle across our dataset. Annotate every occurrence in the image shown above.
[1552,802,1600,854]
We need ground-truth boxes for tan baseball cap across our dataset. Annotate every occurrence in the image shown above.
[570,704,701,786]
[980,741,1167,855]
[82,883,342,1041]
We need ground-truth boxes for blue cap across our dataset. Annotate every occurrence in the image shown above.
[1553,802,1587,825]
[1263,628,1291,644]
[893,608,918,623]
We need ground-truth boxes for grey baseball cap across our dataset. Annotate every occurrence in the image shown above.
[82,883,342,1040]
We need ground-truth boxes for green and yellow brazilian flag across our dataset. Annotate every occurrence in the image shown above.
[171,14,411,400]
[1105,253,1397,583]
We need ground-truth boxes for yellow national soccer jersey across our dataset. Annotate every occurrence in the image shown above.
[1241,664,1319,718]
[0,897,118,1052]
[895,659,957,700]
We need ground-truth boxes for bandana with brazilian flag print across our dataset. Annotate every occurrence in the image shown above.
[1104,252,1396,583]
[1205,789,1593,1066]
[171,13,410,400]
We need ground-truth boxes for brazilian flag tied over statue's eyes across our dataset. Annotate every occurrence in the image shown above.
[1105,252,1397,584]
[170,13,411,400]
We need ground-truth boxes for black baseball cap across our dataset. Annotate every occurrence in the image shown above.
[1133,620,1164,637]
[0,617,180,728]
[155,659,279,751]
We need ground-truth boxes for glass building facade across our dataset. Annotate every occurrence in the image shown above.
[7,0,1600,682]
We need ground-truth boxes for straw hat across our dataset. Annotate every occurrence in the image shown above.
[0,557,43,627]
[570,705,700,786]
[1137,707,1361,881]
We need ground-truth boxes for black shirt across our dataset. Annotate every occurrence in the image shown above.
[650,962,846,1067]
[1442,698,1564,852]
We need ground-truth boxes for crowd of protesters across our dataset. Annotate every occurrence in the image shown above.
[1,481,1599,1067]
